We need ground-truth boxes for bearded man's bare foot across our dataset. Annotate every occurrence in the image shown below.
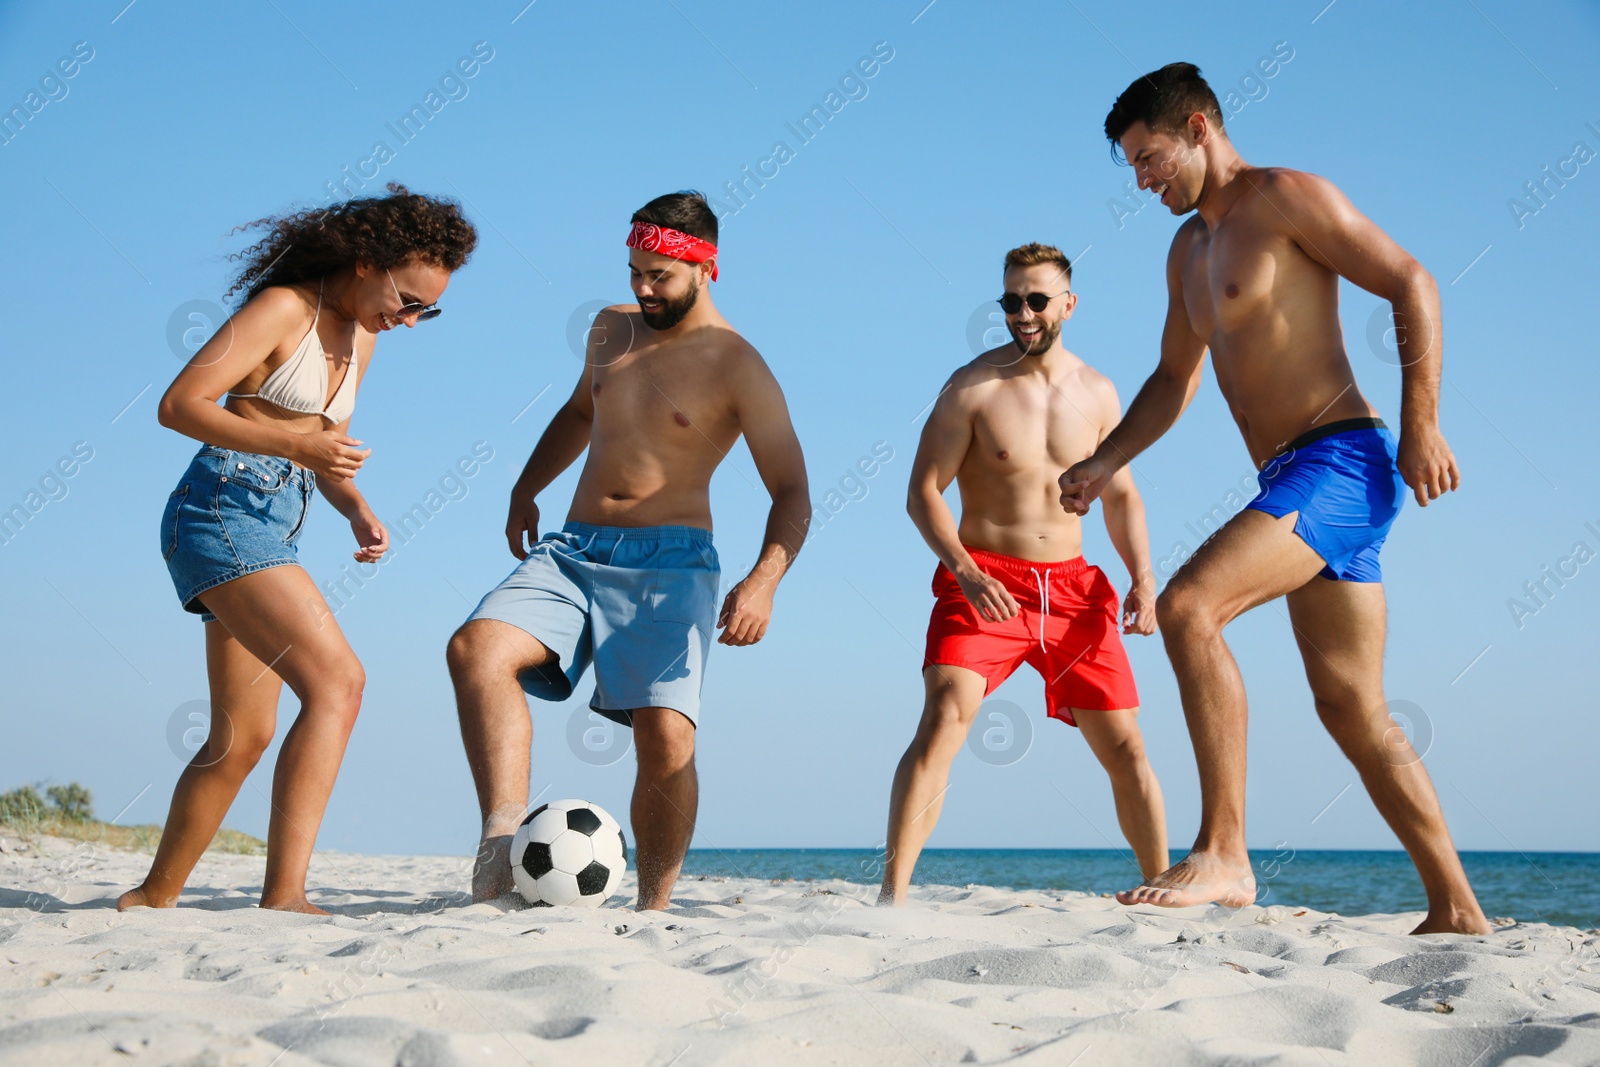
[259,897,332,915]
[1409,906,1492,936]
[1117,850,1256,909]
[472,833,515,903]
[116,885,177,911]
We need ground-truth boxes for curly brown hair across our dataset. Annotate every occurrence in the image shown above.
[225,182,477,305]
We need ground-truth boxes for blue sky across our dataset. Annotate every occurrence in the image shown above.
[1,0,1596,864]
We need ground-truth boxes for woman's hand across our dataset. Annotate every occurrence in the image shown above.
[292,431,370,483]
[352,514,389,564]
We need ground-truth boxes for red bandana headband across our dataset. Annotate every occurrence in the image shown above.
[625,221,719,281]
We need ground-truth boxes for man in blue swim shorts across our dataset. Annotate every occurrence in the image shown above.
[1060,64,1490,933]
[448,193,810,908]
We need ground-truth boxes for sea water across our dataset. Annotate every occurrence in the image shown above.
[680,848,1600,930]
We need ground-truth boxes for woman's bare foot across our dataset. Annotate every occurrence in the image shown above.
[1410,906,1492,936]
[260,897,331,916]
[116,885,178,911]
[1117,850,1256,908]
[472,833,515,902]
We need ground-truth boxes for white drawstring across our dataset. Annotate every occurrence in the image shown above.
[1028,567,1052,652]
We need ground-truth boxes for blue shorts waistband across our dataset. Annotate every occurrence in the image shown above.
[1282,417,1389,454]
[561,520,713,544]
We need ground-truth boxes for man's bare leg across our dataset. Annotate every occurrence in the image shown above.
[446,619,554,902]
[877,665,988,906]
[1119,509,1328,908]
[1286,578,1491,934]
[631,707,697,911]
[1075,707,1169,881]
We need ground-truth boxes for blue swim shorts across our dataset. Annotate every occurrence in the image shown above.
[1246,418,1406,583]
[162,445,316,622]
[467,522,721,727]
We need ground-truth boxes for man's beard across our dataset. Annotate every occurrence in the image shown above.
[640,282,700,331]
[1008,319,1059,357]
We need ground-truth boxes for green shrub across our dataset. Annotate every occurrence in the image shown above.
[46,783,93,823]
[0,785,48,825]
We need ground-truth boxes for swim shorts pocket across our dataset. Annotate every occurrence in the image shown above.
[161,484,188,562]
[1085,565,1119,612]
[649,567,718,633]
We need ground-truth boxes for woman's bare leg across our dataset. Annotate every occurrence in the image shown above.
[118,619,283,909]
[122,565,364,913]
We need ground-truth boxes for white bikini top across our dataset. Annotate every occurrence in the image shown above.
[230,280,359,423]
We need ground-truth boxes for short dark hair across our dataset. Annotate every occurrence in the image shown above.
[631,190,718,246]
[1003,242,1071,284]
[1104,62,1223,155]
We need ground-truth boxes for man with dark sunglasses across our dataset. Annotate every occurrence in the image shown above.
[1060,63,1489,934]
[877,242,1168,905]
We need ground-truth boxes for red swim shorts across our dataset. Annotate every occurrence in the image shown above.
[923,548,1139,726]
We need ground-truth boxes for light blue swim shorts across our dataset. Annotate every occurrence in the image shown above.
[467,522,721,727]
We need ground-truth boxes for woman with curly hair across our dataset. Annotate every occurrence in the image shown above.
[119,184,477,913]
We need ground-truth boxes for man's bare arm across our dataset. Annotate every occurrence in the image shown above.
[1265,169,1458,506]
[907,374,1018,622]
[504,330,599,559]
[1061,231,1208,514]
[717,349,810,647]
[1094,381,1157,636]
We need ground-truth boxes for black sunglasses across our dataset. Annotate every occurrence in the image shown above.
[998,289,1071,315]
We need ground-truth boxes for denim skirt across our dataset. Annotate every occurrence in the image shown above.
[161,445,316,621]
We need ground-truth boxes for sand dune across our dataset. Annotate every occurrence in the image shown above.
[3,832,1598,1066]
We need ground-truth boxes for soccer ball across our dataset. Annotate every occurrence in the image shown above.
[509,799,628,907]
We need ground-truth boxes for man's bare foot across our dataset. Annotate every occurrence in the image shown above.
[116,885,177,911]
[1410,907,1492,936]
[260,897,332,916]
[1117,850,1256,908]
[472,833,515,902]
[635,897,672,912]
[875,887,903,907]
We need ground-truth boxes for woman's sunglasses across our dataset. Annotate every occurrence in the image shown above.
[386,270,442,322]
[998,289,1071,315]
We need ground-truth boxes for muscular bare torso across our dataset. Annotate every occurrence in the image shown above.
[954,353,1111,562]
[569,308,746,529]
[1178,167,1377,465]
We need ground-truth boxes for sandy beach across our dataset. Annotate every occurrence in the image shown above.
[3,832,1598,1066]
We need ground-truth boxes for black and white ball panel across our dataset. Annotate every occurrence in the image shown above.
[509,798,628,907]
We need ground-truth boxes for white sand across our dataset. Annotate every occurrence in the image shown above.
[3,833,1598,1066]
